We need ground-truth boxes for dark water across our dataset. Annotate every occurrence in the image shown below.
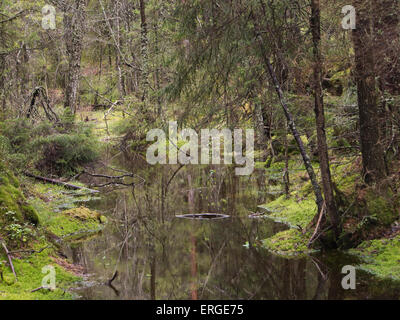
[68,157,400,300]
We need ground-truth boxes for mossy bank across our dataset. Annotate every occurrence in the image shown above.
[0,164,106,299]
[256,158,400,279]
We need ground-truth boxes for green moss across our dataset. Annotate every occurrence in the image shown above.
[364,190,398,226]
[258,195,316,229]
[331,161,359,195]
[348,235,400,281]
[28,185,105,240]
[0,174,106,299]
[0,240,79,300]
[47,213,103,239]
[62,207,101,221]
[0,168,39,226]
[262,229,317,258]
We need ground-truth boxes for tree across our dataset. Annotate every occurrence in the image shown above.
[310,0,339,236]
[352,0,387,184]
[63,0,88,114]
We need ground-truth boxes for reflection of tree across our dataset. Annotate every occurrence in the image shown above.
[72,161,400,300]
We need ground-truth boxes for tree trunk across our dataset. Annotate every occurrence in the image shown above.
[63,0,87,114]
[352,0,387,184]
[310,0,339,235]
[113,0,126,100]
[253,103,269,162]
[372,0,400,95]
[252,15,324,215]
[139,0,150,110]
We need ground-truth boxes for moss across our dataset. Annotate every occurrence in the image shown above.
[364,190,398,226]
[0,175,106,299]
[62,207,101,221]
[47,214,103,239]
[262,229,317,258]
[258,195,316,229]
[0,168,39,226]
[28,185,105,240]
[0,240,80,300]
[348,235,400,281]
[331,161,360,195]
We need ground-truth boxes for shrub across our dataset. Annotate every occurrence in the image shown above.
[33,129,99,177]
[0,119,99,177]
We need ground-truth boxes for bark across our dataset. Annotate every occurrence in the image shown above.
[372,0,400,95]
[310,0,339,234]
[63,0,87,114]
[352,0,387,184]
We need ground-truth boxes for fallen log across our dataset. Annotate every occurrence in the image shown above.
[24,172,99,193]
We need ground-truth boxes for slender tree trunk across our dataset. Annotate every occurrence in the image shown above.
[252,15,324,214]
[352,0,387,184]
[139,0,150,111]
[310,0,339,234]
[284,120,290,197]
[113,0,126,100]
[253,103,269,162]
[63,0,87,114]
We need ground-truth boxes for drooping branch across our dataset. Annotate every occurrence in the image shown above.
[1,240,17,282]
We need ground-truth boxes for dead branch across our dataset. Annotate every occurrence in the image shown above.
[1,241,17,281]
[80,168,145,188]
[82,170,134,180]
[107,270,119,286]
[0,9,32,24]
[24,172,99,193]
[8,245,51,255]
[30,286,52,293]
[26,86,59,123]
[308,202,326,247]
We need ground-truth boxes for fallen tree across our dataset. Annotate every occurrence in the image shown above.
[24,172,99,193]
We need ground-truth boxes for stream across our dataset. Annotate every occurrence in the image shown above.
[66,155,400,300]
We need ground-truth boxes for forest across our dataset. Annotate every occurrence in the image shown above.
[0,0,399,300]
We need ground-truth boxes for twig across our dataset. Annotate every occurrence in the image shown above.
[308,202,326,247]
[8,245,51,255]
[1,241,17,281]
[0,9,32,24]
[30,286,52,293]
[107,270,119,286]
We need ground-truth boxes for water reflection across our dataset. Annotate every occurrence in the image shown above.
[71,160,400,300]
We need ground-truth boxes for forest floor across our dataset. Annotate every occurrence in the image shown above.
[0,161,106,299]
[0,108,123,299]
